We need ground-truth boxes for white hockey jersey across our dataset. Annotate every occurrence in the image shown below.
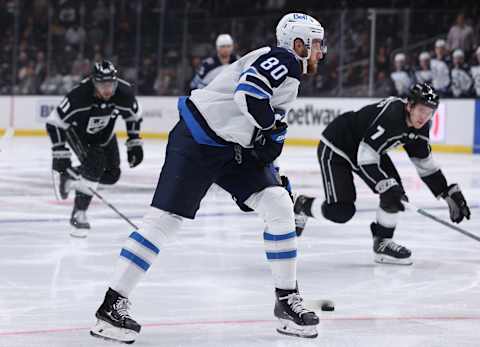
[390,70,413,97]
[189,54,238,90]
[431,58,450,92]
[451,64,473,97]
[470,65,480,97]
[415,69,433,84]
[185,46,301,148]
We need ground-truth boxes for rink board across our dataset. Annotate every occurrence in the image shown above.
[0,95,478,153]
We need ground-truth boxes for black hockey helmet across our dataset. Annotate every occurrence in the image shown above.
[92,60,118,83]
[407,82,439,109]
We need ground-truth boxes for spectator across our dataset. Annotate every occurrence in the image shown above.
[470,46,480,97]
[376,46,389,75]
[34,51,47,92]
[450,49,473,97]
[40,67,62,94]
[375,71,395,97]
[431,39,451,96]
[154,68,175,95]
[390,53,414,97]
[17,60,37,94]
[415,51,433,84]
[447,13,474,56]
[92,0,109,25]
[65,24,86,49]
[138,57,156,95]
[57,0,78,27]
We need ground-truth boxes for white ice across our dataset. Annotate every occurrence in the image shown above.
[1,137,480,347]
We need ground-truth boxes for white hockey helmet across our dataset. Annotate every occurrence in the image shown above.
[216,34,233,47]
[276,13,326,72]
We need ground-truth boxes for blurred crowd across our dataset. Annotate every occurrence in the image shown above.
[2,0,480,97]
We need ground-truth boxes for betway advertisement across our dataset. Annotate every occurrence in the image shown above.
[285,98,446,143]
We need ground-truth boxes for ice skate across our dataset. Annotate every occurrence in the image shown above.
[274,287,319,338]
[70,208,90,238]
[90,288,141,344]
[373,237,412,265]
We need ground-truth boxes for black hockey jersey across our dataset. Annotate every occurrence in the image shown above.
[321,97,447,196]
[46,78,142,147]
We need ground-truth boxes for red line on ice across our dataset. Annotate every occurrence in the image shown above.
[2,316,480,337]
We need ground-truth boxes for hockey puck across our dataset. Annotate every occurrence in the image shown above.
[320,300,335,311]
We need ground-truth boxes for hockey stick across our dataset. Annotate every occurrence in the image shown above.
[404,201,480,242]
[63,168,139,230]
[62,132,139,229]
[87,187,139,230]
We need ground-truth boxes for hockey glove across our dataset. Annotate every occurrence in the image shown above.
[251,121,288,166]
[126,138,144,168]
[378,178,407,213]
[52,145,72,173]
[440,184,470,223]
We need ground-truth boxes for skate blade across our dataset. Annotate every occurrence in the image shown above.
[374,253,413,265]
[90,319,138,344]
[70,228,89,238]
[276,318,318,339]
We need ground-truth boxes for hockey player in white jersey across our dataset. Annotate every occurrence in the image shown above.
[90,13,327,343]
[471,46,480,97]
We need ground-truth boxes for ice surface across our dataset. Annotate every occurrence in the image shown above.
[1,137,480,347]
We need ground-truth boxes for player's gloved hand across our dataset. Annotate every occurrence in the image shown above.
[126,138,143,168]
[377,178,407,213]
[252,121,288,166]
[52,145,72,173]
[440,184,470,223]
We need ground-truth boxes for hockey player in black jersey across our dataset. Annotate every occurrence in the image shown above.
[295,83,470,265]
[46,60,143,238]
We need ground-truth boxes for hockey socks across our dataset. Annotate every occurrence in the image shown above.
[110,208,182,297]
[264,230,297,289]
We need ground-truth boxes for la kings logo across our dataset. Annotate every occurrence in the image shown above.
[86,116,111,134]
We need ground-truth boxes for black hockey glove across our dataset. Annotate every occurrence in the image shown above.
[440,184,470,223]
[378,179,408,213]
[126,138,144,168]
[52,145,72,173]
[251,121,288,166]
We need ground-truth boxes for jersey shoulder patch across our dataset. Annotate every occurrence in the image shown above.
[58,79,94,117]
[251,47,301,88]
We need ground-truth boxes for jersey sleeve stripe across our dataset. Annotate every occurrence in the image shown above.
[245,75,273,95]
[235,83,270,99]
[239,67,257,78]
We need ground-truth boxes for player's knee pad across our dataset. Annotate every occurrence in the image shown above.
[321,202,355,223]
[100,167,121,185]
[140,206,183,247]
[245,186,295,232]
[376,207,398,228]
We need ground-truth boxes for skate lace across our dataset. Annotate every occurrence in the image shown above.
[284,293,311,317]
[74,211,88,223]
[378,239,404,253]
[114,298,132,320]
